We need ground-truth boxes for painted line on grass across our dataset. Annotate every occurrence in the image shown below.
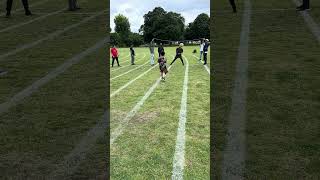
[110,59,158,98]
[110,54,146,72]
[0,37,108,116]
[0,8,67,34]
[292,0,320,44]
[192,54,210,75]
[110,64,174,145]
[49,110,108,178]
[222,0,251,179]
[171,55,189,180]
[110,60,149,81]
[0,9,107,62]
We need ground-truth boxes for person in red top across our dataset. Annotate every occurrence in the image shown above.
[110,45,120,67]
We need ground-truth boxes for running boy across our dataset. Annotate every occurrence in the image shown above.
[170,43,184,66]
[158,51,168,81]
[111,45,120,67]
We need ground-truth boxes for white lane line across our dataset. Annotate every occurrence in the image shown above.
[0,37,108,116]
[110,61,157,98]
[292,0,320,44]
[110,54,146,72]
[192,54,210,75]
[110,64,174,145]
[222,0,251,179]
[110,60,149,81]
[0,9,107,62]
[171,55,189,180]
[0,8,67,34]
[49,111,108,178]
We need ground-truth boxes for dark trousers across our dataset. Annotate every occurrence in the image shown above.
[112,57,120,67]
[6,0,30,13]
[68,0,78,10]
[203,53,208,64]
[170,55,184,65]
[303,0,309,8]
[229,0,237,12]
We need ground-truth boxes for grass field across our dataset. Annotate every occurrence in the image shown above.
[213,0,320,178]
[0,0,108,179]
[110,46,210,179]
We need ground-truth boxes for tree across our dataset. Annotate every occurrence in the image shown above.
[110,33,121,46]
[185,13,210,40]
[114,14,131,35]
[128,33,144,46]
[142,7,185,42]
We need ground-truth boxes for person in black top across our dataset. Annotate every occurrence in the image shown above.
[229,0,237,13]
[203,39,210,65]
[6,0,32,17]
[130,45,135,65]
[158,43,164,57]
[296,0,310,11]
[170,43,184,66]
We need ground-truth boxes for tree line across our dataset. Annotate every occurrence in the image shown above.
[110,7,210,47]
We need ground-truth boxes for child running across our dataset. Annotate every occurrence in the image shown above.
[170,43,184,66]
[158,51,168,81]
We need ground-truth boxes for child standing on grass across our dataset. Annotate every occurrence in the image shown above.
[111,45,120,67]
[130,45,135,65]
[158,51,168,81]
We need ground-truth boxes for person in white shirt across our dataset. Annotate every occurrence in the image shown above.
[199,39,205,61]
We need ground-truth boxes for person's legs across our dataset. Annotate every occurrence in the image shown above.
[116,57,120,66]
[170,56,178,65]
[229,0,237,13]
[179,56,184,65]
[131,55,135,65]
[6,0,13,16]
[199,51,203,60]
[111,57,115,67]
[303,0,309,8]
[22,0,32,15]
[150,53,154,65]
[203,53,207,65]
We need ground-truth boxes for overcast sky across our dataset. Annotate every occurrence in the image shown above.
[110,0,210,33]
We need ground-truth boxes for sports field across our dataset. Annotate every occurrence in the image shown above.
[110,46,210,179]
[213,0,320,178]
[0,0,107,179]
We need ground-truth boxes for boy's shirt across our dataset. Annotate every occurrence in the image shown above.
[200,43,204,51]
[111,48,118,57]
[204,43,210,53]
[130,47,135,56]
[176,47,183,55]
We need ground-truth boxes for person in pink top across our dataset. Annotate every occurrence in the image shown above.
[110,45,120,67]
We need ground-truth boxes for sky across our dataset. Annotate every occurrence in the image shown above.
[110,0,210,33]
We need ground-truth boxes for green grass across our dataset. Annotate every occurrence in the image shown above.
[110,46,210,179]
[213,0,320,178]
[0,1,107,178]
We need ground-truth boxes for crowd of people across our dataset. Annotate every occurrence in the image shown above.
[110,38,210,81]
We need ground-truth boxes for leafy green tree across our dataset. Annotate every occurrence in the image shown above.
[142,7,185,42]
[114,14,131,35]
[185,13,210,40]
